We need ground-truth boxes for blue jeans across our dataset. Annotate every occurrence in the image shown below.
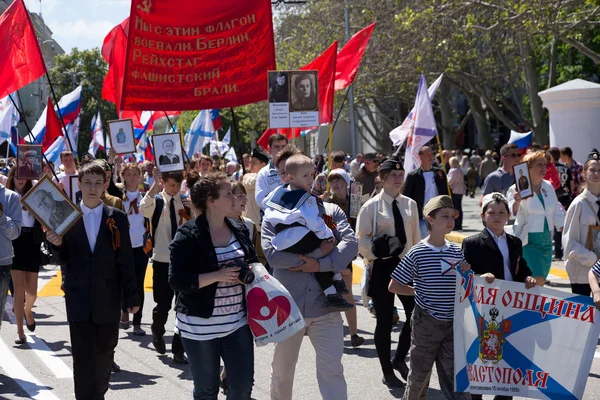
[0,265,11,329]
[181,324,254,400]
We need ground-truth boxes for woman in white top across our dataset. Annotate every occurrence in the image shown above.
[356,156,420,387]
[507,150,565,281]
[6,166,42,344]
[169,173,256,399]
[447,156,466,230]
[564,149,600,295]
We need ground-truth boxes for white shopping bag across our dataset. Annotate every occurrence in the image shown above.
[245,263,306,347]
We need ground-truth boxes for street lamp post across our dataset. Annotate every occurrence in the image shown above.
[344,0,358,156]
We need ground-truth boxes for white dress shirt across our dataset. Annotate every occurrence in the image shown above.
[423,171,438,206]
[486,228,513,281]
[81,202,103,252]
[124,190,146,248]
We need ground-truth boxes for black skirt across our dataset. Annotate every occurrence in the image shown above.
[12,228,42,273]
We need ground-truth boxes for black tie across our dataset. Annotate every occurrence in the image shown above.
[392,199,407,246]
[596,200,600,226]
[169,198,177,239]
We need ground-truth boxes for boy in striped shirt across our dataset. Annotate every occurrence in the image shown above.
[389,195,472,400]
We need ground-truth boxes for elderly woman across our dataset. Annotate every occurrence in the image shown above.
[169,173,257,399]
[447,156,466,230]
[325,168,365,348]
[564,149,600,296]
[356,156,420,387]
[507,151,565,282]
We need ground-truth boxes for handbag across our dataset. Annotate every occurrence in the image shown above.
[360,199,378,307]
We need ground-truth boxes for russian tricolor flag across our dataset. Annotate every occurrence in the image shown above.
[29,85,82,144]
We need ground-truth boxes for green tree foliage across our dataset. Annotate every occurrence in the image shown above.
[48,48,117,158]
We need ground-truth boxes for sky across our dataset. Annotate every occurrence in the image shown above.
[25,0,130,52]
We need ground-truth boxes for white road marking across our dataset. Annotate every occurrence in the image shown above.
[4,295,73,379]
[0,337,61,400]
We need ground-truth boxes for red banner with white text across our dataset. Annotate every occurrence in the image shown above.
[121,0,276,111]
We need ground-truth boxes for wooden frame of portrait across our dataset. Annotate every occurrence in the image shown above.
[16,144,43,180]
[107,118,136,155]
[20,174,82,237]
[151,132,185,173]
[588,225,600,257]
[512,161,534,200]
[69,175,80,204]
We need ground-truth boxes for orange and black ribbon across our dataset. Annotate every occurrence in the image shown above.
[178,207,192,225]
[128,198,139,215]
[322,214,337,230]
[105,217,121,250]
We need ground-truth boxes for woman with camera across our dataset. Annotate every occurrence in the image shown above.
[169,172,257,399]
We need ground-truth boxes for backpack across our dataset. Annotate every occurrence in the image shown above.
[143,194,191,257]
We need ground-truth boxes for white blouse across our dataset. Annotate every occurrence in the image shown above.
[507,179,565,233]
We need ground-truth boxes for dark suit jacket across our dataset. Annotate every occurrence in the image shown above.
[159,154,180,165]
[58,205,140,324]
[402,167,451,219]
[462,229,532,282]
[18,164,38,179]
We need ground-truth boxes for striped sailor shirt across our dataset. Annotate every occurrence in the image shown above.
[392,240,464,321]
[175,233,248,341]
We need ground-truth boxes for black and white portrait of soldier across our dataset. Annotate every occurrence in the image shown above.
[290,72,318,112]
[269,71,290,103]
[158,139,180,165]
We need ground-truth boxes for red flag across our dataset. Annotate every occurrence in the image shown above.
[101,18,129,63]
[334,22,375,91]
[302,41,337,124]
[42,97,63,152]
[0,0,47,98]
[102,21,128,115]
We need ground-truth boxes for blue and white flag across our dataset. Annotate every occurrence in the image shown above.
[403,75,439,173]
[183,110,214,158]
[210,130,230,156]
[454,270,600,399]
[224,146,237,162]
[222,127,231,145]
[44,136,66,165]
[0,93,18,147]
[64,117,80,156]
[508,130,533,150]
[88,111,106,156]
[390,73,443,147]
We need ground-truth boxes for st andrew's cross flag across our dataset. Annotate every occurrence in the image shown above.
[454,270,600,399]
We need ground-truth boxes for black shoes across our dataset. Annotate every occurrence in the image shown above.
[173,353,189,364]
[152,333,166,355]
[325,293,354,312]
[392,358,409,381]
[111,361,121,373]
[350,334,365,348]
[333,279,350,295]
[382,372,404,388]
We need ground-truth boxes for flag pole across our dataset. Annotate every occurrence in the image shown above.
[44,72,77,161]
[322,86,350,150]
[326,123,333,192]
[435,133,452,196]
[8,94,60,182]
[164,112,191,164]
[229,107,246,175]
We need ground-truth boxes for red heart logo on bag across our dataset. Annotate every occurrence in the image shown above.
[246,287,291,336]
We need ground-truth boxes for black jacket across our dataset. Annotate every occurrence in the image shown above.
[58,205,140,324]
[402,167,451,219]
[169,215,258,318]
[462,229,532,282]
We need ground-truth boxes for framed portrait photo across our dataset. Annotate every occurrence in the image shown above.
[107,119,136,155]
[20,175,82,236]
[16,144,42,180]
[588,226,600,258]
[289,71,318,112]
[152,132,185,172]
[512,162,533,200]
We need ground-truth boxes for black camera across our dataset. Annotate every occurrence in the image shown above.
[228,258,255,284]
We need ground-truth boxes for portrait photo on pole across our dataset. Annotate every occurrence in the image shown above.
[107,119,136,155]
[512,161,533,199]
[289,70,319,128]
[20,175,82,237]
[152,132,185,173]
[16,144,42,180]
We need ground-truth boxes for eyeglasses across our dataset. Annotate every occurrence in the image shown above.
[507,153,521,159]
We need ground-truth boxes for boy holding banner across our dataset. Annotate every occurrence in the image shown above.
[389,195,471,400]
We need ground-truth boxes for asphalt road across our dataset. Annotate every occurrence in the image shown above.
[1,192,599,400]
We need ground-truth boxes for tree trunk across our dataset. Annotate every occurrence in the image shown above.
[548,36,558,89]
[468,93,493,150]
[438,79,457,149]
[522,43,548,145]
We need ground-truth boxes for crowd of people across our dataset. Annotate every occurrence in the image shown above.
[0,133,599,400]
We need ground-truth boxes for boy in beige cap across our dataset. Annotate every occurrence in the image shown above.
[389,195,472,399]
